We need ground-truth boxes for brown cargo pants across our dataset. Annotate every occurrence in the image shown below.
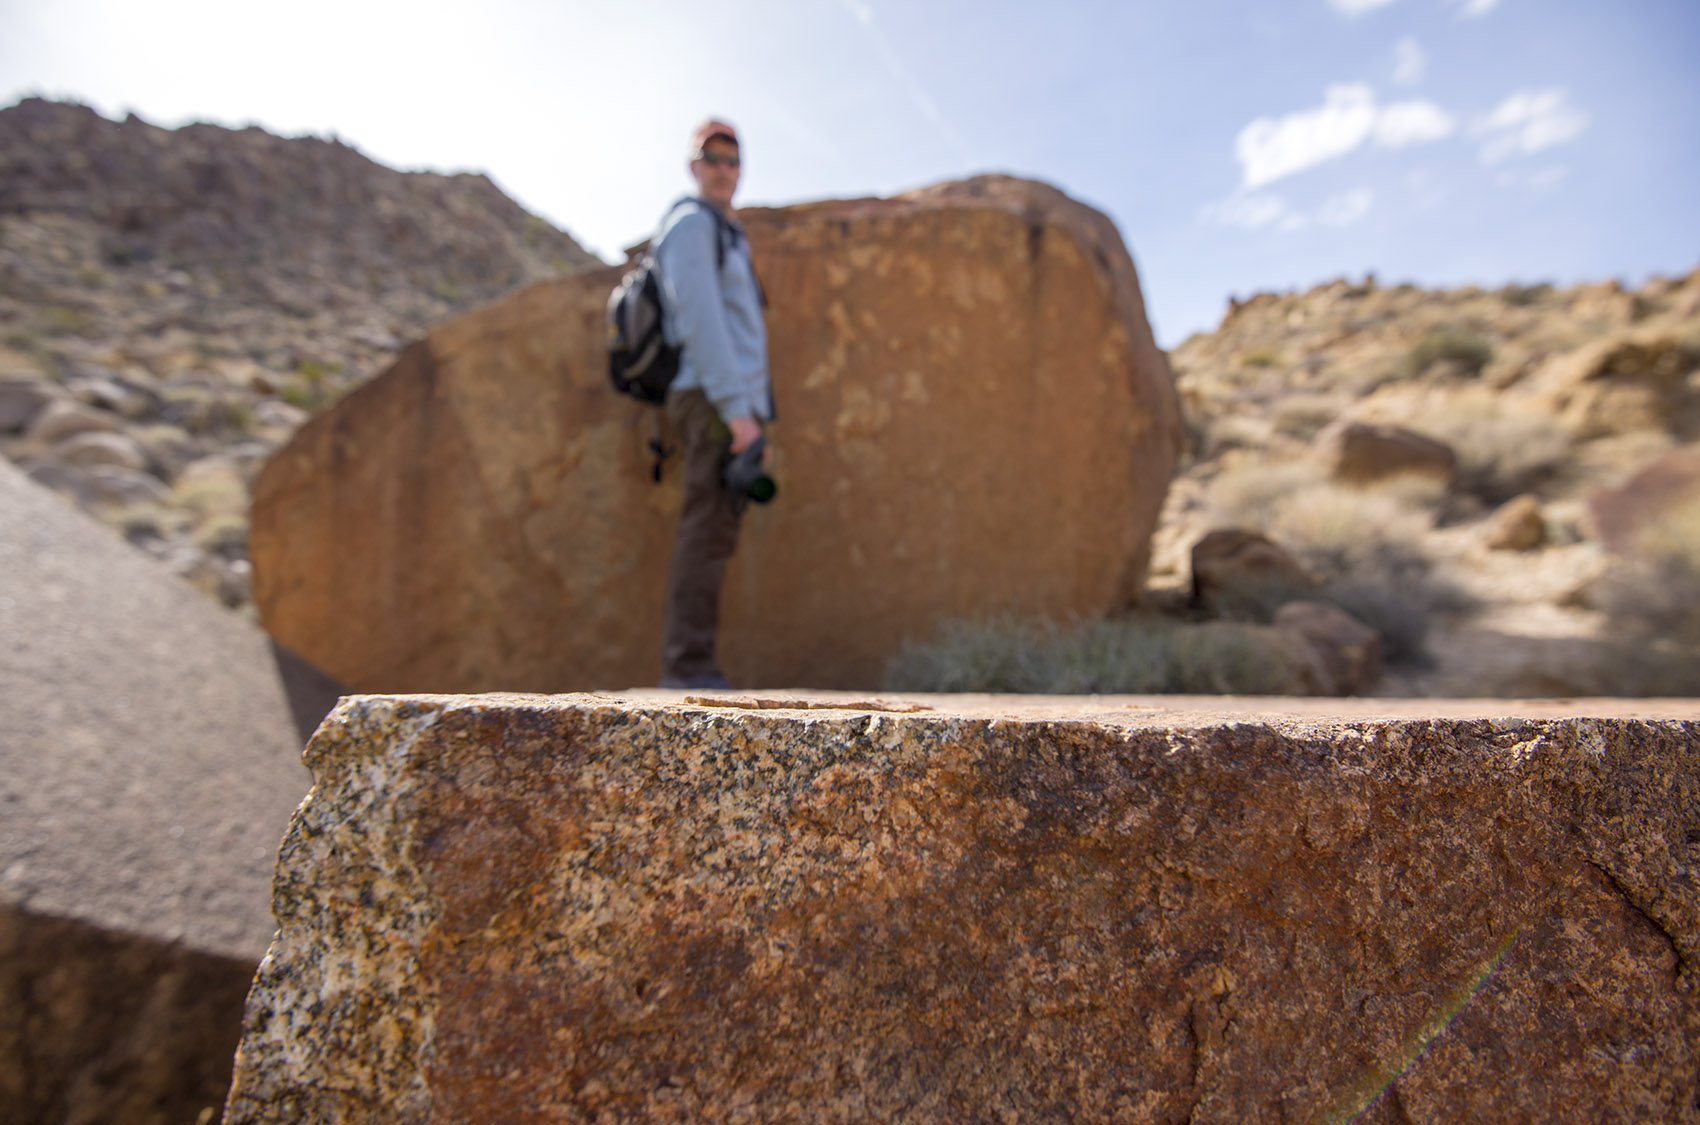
[660,388,742,685]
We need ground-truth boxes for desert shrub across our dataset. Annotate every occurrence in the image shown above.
[1416,399,1571,502]
[1267,480,1438,577]
[1406,327,1494,377]
[1204,468,1458,664]
[1585,493,1700,694]
[172,470,248,520]
[1196,414,1277,459]
[224,399,255,434]
[39,305,92,336]
[1165,623,1297,694]
[1317,577,1435,665]
[882,616,1299,695]
[882,616,1050,693]
[1270,394,1341,441]
[280,383,320,411]
[1501,283,1553,308]
[1205,460,1329,527]
[1239,344,1282,368]
[1337,355,1410,396]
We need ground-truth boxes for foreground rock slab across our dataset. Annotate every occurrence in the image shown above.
[226,693,1698,1123]
[251,175,1182,693]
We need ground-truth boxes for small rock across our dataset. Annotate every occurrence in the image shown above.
[26,398,123,444]
[252,399,308,441]
[133,423,204,481]
[54,430,149,472]
[1313,419,1457,485]
[67,372,162,420]
[1586,446,1700,555]
[1272,600,1382,695]
[1191,528,1315,613]
[21,458,93,505]
[0,377,61,434]
[1484,494,1547,551]
[85,464,172,507]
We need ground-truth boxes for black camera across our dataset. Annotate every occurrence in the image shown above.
[724,436,777,512]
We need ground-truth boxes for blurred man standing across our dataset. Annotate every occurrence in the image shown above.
[654,119,772,689]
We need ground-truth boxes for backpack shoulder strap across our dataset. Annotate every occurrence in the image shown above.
[657,196,733,271]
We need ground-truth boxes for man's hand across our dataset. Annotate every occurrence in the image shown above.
[727,415,763,455]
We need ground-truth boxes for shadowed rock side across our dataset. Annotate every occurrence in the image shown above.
[249,175,1184,692]
[0,456,315,1122]
[225,694,1698,1123]
[0,905,256,1125]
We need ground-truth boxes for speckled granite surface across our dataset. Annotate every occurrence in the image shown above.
[226,692,1698,1123]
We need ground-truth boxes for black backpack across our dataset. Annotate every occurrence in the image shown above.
[606,198,733,405]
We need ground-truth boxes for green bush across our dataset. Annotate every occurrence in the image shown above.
[882,615,1300,695]
[1587,494,1700,694]
[1406,327,1494,377]
[1418,404,1571,502]
[1239,344,1282,368]
[1204,468,1459,665]
[1501,283,1553,308]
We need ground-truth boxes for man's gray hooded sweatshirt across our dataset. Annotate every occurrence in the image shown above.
[654,198,771,424]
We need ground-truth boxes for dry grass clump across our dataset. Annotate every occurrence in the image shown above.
[882,616,1298,695]
[1270,394,1342,441]
[1587,494,1700,694]
[1411,397,1572,501]
[1238,344,1282,368]
[1500,283,1553,308]
[1406,327,1494,377]
[1203,461,1458,662]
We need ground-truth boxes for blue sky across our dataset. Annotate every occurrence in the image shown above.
[3,0,1696,345]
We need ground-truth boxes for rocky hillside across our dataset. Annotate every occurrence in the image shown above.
[1148,269,1700,696]
[0,97,601,610]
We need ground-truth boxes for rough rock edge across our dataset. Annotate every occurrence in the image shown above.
[225,699,445,1121]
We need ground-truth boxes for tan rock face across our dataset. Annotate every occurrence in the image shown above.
[250,176,1183,691]
[225,694,1699,1123]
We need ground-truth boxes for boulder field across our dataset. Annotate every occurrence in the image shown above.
[250,176,1183,692]
[225,692,1698,1122]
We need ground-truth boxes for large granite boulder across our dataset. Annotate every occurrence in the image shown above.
[250,176,1184,692]
[226,692,1697,1122]
[0,457,318,1123]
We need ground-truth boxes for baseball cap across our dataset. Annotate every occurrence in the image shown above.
[691,119,739,154]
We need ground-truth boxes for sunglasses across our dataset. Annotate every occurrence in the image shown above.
[694,150,741,169]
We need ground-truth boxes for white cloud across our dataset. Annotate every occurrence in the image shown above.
[1472,88,1589,164]
[1200,188,1374,231]
[1235,85,1455,188]
[1200,193,1288,229]
[1495,165,1569,193]
[1393,36,1426,85]
[1374,100,1456,147]
[1455,0,1501,16]
[1317,188,1375,225]
[1236,84,1379,188]
[1327,0,1398,15]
